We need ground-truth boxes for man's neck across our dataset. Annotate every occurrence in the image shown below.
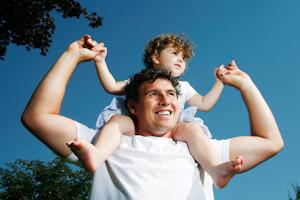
[136,130,173,138]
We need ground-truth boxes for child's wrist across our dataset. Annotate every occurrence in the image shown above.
[94,59,106,65]
[216,78,224,87]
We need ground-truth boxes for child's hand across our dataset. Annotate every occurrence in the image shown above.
[92,42,107,63]
[214,65,226,84]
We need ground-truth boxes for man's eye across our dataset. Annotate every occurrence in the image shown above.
[168,92,176,96]
[148,92,156,96]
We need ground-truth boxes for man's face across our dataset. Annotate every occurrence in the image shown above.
[130,78,180,137]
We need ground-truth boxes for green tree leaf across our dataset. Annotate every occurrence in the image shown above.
[0,157,92,199]
[0,0,103,60]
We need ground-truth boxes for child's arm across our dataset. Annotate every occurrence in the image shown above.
[187,66,225,112]
[92,42,127,95]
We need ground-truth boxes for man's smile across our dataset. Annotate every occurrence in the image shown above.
[155,109,172,116]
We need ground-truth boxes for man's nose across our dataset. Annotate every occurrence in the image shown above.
[159,93,170,106]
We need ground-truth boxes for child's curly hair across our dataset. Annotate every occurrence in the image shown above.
[143,34,194,68]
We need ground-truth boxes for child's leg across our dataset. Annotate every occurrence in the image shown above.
[173,122,244,188]
[67,114,135,172]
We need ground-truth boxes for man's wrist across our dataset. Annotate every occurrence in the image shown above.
[61,50,81,65]
[239,77,255,93]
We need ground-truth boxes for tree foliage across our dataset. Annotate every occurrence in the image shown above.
[0,0,102,60]
[290,184,300,200]
[0,157,92,199]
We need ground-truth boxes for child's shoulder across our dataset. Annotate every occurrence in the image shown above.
[178,80,192,87]
[177,80,197,95]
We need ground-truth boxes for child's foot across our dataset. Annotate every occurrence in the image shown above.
[211,155,244,188]
[67,139,104,172]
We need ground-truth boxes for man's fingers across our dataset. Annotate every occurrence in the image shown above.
[227,60,239,70]
[83,34,91,40]
[78,34,90,46]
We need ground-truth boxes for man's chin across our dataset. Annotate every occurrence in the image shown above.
[154,124,176,134]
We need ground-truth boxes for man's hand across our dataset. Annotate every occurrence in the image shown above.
[216,60,252,91]
[66,34,99,63]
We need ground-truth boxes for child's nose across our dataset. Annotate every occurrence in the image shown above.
[177,56,184,63]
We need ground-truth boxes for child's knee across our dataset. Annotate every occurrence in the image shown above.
[109,114,129,122]
[108,114,135,136]
[174,122,204,141]
[179,122,203,133]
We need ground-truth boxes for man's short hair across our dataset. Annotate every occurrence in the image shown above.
[125,68,180,102]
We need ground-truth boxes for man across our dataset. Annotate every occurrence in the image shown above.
[22,36,284,199]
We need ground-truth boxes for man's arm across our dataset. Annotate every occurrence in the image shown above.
[21,35,99,158]
[217,61,284,172]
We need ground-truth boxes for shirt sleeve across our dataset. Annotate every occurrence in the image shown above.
[179,81,197,102]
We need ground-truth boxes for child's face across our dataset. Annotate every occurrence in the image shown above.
[152,47,186,78]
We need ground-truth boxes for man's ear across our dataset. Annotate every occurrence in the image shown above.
[151,54,160,65]
[127,99,136,115]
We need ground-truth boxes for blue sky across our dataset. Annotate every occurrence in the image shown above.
[1,0,299,199]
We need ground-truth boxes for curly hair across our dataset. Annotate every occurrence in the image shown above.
[143,34,194,68]
[125,68,180,102]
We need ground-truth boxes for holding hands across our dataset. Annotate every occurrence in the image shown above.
[66,34,107,63]
[71,35,252,93]
[216,60,252,91]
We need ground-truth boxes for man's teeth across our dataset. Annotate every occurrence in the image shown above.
[157,111,171,115]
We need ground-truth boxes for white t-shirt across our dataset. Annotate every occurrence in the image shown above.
[67,122,230,200]
[178,81,197,110]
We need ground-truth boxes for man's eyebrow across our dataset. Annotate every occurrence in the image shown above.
[167,89,176,92]
[144,88,176,94]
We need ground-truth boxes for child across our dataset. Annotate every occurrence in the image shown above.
[67,34,244,188]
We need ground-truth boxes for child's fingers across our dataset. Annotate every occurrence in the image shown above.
[216,65,229,79]
[87,39,97,47]
[213,67,218,74]
[98,42,105,46]
[92,40,97,46]
[217,64,227,75]
[93,42,106,51]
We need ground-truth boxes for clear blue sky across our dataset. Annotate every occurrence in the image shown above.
[0,0,299,199]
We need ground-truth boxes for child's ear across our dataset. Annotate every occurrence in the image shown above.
[151,54,160,65]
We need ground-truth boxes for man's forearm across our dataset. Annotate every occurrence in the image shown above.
[240,79,283,148]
